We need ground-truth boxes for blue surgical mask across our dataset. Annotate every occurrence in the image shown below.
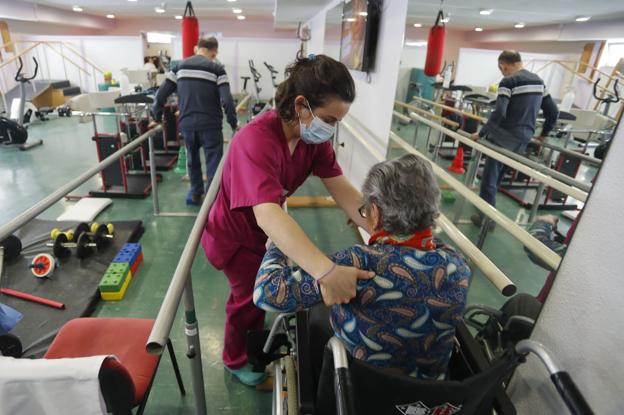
[298,101,336,144]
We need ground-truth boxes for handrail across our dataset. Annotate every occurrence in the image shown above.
[42,43,90,76]
[0,42,41,71]
[389,131,561,271]
[55,41,104,74]
[342,119,518,295]
[406,96,487,123]
[3,40,104,74]
[409,112,588,202]
[146,147,228,354]
[236,93,251,112]
[394,101,460,128]
[0,126,162,241]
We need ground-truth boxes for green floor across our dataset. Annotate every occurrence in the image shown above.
[0,114,590,413]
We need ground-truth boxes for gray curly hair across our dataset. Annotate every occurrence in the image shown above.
[362,154,440,234]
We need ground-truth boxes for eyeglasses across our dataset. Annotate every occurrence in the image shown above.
[358,204,367,218]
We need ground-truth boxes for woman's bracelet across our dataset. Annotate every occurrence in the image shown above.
[314,262,336,292]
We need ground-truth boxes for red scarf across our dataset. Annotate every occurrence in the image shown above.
[369,228,436,251]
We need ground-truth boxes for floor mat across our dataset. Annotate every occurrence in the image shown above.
[0,219,144,353]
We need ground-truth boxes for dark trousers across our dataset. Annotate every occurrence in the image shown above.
[183,129,223,196]
[479,156,509,208]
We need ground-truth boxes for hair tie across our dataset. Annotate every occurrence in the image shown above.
[308,53,316,61]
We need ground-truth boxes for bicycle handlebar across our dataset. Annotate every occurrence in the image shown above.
[593,77,620,104]
[15,57,39,82]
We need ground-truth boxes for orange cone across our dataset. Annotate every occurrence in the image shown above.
[448,146,466,174]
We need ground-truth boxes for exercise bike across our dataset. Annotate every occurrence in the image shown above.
[0,57,44,151]
[264,61,279,105]
[248,59,271,120]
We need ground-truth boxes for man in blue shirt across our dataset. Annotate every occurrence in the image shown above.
[152,37,238,205]
[471,50,559,227]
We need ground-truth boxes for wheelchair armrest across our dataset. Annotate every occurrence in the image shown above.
[463,304,504,331]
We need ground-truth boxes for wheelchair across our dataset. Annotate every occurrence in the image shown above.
[247,301,592,415]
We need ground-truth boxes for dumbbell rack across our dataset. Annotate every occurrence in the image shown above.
[80,107,161,199]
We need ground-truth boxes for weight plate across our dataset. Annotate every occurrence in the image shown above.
[76,233,93,259]
[31,254,55,278]
[0,235,22,262]
[53,233,71,259]
[74,222,89,241]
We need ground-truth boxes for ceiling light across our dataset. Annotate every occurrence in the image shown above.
[514,22,525,28]
[405,41,427,47]
[474,27,483,32]
[72,5,83,12]
[127,0,137,2]
[232,8,242,14]
[440,17,449,23]
[106,14,115,19]
[175,15,182,20]
[346,17,356,22]
[227,0,237,2]
[236,15,246,20]
[575,16,591,22]
[358,11,368,17]
[479,9,493,16]
[155,7,165,13]
[413,23,422,28]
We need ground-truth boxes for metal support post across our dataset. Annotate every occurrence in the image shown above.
[183,274,207,415]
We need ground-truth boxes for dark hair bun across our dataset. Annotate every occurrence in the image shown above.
[275,54,355,122]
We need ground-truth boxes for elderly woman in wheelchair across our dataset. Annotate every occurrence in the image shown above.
[249,153,594,415]
[254,153,471,380]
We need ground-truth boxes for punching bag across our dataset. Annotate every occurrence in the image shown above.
[182,2,199,58]
[424,10,446,76]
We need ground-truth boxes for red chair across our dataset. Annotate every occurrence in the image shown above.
[44,318,185,415]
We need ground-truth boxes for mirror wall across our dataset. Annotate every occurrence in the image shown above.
[388,0,623,312]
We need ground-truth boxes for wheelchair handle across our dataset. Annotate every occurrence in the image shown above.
[516,340,594,415]
[329,337,357,415]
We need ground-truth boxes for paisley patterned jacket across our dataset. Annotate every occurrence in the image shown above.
[253,240,471,380]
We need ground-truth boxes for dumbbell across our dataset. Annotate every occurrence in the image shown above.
[50,228,74,242]
[74,222,115,250]
[47,232,97,259]
[30,253,56,278]
[0,235,22,262]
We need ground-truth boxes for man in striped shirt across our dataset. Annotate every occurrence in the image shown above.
[153,37,238,205]
[471,50,559,228]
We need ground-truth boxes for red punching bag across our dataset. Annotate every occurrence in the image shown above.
[182,1,199,59]
[424,10,446,76]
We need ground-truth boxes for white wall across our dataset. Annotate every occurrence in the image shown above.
[508,121,624,414]
[337,1,409,188]
[455,47,577,99]
[9,33,300,98]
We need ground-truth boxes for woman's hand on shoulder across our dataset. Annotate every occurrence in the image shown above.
[319,265,374,305]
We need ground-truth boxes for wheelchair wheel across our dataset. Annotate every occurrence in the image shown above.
[273,355,298,415]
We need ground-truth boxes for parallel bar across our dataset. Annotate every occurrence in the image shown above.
[406,96,487,123]
[341,120,522,293]
[0,126,162,241]
[409,113,588,202]
[146,145,229,354]
[236,93,251,113]
[438,215,516,296]
[394,101,460,128]
[475,137,592,193]
[392,110,411,124]
[531,139,602,166]
[390,131,561,271]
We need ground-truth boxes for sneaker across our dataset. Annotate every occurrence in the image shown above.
[185,191,202,206]
[225,363,268,386]
[471,214,496,231]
